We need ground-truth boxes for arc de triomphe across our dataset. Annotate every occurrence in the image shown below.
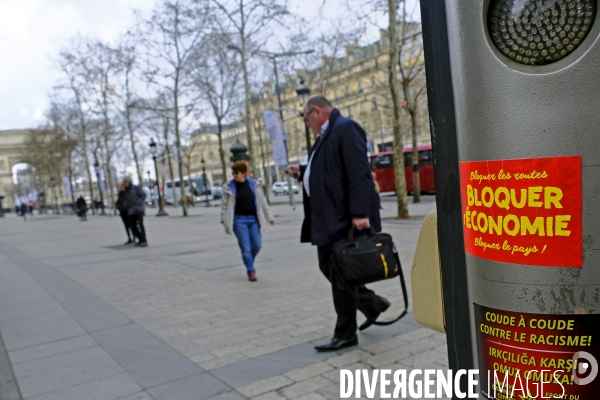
[0,129,30,209]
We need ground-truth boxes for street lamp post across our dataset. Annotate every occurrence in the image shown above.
[93,161,106,215]
[50,177,59,214]
[146,170,152,205]
[149,138,169,217]
[200,155,211,207]
[296,79,312,154]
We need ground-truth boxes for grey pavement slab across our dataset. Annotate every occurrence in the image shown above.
[101,344,203,389]
[212,343,333,387]
[206,391,247,400]
[9,334,97,365]
[147,372,231,400]
[115,392,154,400]
[28,373,142,400]
[12,345,126,398]
[0,307,87,351]
[91,324,165,351]
[0,328,21,400]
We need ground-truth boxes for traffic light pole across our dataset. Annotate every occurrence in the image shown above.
[420,0,474,395]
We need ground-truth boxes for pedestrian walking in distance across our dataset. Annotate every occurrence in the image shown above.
[76,195,88,221]
[116,184,135,244]
[20,202,28,221]
[122,176,147,247]
[220,161,274,282]
[286,95,390,352]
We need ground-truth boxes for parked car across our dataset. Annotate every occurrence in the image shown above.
[211,186,223,200]
[271,181,299,195]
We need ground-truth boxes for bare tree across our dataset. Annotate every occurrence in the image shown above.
[83,40,123,213]
[292,21,366,95]
[138,0,213,216]
[387,0,410,218]
[45,101,82,207]
[115,37,145,185]
[212,0,291,176]
[250,93,272,204]
[189,34,243,181]
[22,125,75,213]
[396,2,426,203]
[56,39,97,213]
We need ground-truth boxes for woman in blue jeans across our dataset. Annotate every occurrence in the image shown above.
[220,161,274,281]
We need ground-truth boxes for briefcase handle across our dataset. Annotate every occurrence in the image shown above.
[347,225,377,239]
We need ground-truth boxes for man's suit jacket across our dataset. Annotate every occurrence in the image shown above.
[300,108,381,246]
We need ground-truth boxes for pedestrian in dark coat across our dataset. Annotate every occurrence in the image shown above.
[76,196,88,221]
[122,176,147,247]
[286,96,389,352]
[116,186,135,243]
[20,202,28,221]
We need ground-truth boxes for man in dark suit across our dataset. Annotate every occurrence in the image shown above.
[286,95,390,352]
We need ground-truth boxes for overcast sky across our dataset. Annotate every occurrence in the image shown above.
[1,0,419,132]
[0,0,156,130]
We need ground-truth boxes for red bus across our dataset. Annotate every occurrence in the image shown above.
[370,144,435,194]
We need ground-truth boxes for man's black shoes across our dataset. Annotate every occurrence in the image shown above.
[314,336,358,352]
[359,297,391,331]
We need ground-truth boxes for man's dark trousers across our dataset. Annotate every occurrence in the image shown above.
[129,213,146,243]
[317,245,383,340]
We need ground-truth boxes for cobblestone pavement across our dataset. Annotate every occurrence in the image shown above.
[0,194,450,399]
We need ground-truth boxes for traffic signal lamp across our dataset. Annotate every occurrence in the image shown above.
[488,0,596,65]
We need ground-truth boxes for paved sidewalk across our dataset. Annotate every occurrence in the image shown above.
[0,195,449,399]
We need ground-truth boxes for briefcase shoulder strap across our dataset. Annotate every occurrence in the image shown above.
[330,250,409,327]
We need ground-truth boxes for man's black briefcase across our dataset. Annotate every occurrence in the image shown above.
[330,227,409,326]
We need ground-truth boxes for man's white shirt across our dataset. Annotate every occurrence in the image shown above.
[303,120,329,197]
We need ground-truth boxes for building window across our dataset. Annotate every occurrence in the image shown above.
[372,98,378,111]
[358,81,363,93]
[348,106,353,117]
[345,86,350,96]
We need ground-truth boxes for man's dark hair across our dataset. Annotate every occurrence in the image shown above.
[231,161,248,175]
[305,95,333,110]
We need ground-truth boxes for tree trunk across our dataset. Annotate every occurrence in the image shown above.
[174,82,188,217]
[125,71,143,185]
[256,118,270,205]
[217,119,227,183]
[410,108,420,203]
[68,148,76,206]
[103,136,116,214]
[127,107,143,185]
[187,159,195,207]
[82,138,96,214]
[387,0,409,219]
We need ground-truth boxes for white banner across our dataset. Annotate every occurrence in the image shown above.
[62,176,73,197]
[263,110,289,167]
[172,145,179,165]
[95,165,106,192]
[110,166,118,187]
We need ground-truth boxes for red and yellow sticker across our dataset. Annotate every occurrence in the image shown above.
[459,156,582,267]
